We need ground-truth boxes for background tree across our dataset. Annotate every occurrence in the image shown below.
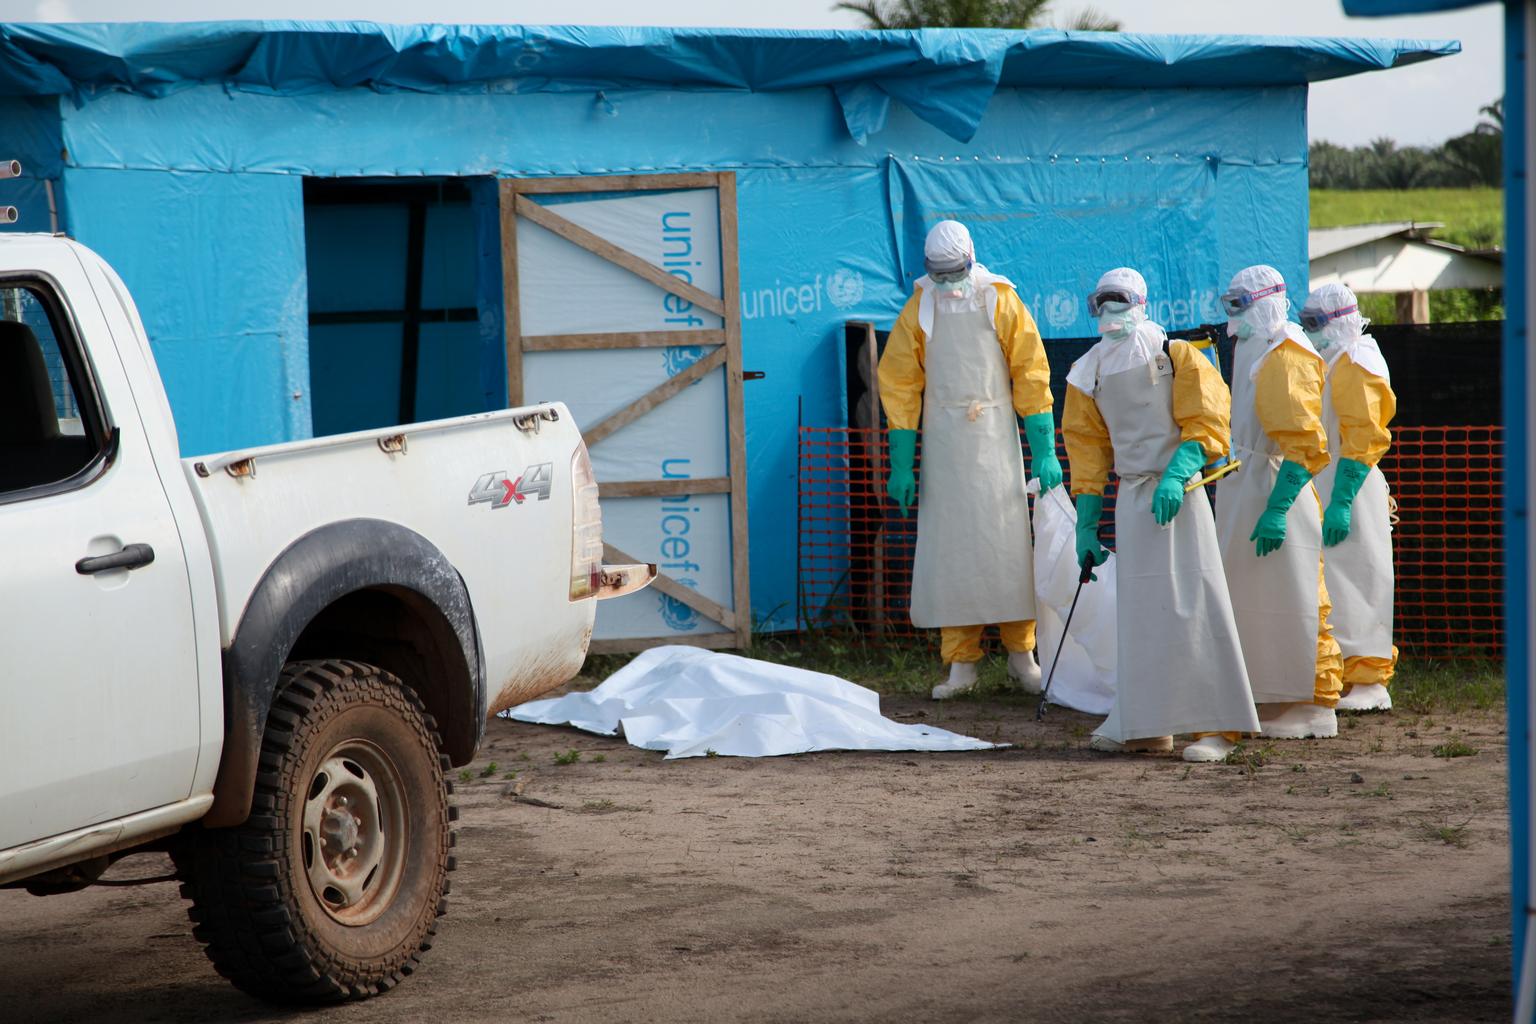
[834,0,1121,30]
[1310,97,1502,190]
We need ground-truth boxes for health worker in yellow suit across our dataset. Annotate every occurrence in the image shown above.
[1213,265,1344,740]
[878,220,1060,701]
[1302,282,1399,711]
[1063,268,1261,763]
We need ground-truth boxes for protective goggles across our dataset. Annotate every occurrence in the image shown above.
[1086,287,1146,317]
[1220,282,1285,316]
[924,255,973,286]
[1299,303,1357,332]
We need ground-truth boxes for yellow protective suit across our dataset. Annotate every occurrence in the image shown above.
[1321,354,1400,686]
[879,283,1052,662]
[1236,338,1344,707]
[1064,339,1257,743]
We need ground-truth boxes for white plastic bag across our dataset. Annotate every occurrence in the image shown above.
[1030,483,1118,715]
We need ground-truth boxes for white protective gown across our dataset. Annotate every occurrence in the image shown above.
[909,303,1036,627]
[1314,339,1395,662]
[1084,345,1259,741]
[1214,324,1327,704]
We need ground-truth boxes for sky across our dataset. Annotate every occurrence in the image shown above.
[0,0,1502,147]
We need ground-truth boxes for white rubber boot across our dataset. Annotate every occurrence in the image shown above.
[1007,650,1043,694]
[1258,702,1339,739]
[1089,733,1173,754]
[932,661,979,700]
[1336,683,1392,712]
[1182,735,1237,763]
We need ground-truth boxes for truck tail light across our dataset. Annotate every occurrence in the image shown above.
[570,442,604,601]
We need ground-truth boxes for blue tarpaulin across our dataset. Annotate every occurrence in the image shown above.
[0,23,1459,142]
[0,22,1458,632]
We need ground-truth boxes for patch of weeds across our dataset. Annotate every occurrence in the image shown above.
[1367,782,1393,799]
[479,761,499,778]
[1432,739,1478,759]
[1068,723,1089,739]
[1291,763,1307,773]
[458,769,473,783]
[502,770,519,780]
[1223,741,1278,775]
[579,799,616,813]
[518,752,531,762]
[1394,659,1505,715]
[592,753,607,763]
[1420,822,1472,848]
[705,748,720,758]
[1181,766,1192,780]
[553,749,582,766]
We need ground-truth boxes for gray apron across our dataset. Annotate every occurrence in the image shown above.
[909,305,1036,627]
[1092,353,1260,740]
[1214,334,1326,703]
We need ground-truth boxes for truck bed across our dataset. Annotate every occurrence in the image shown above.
[183,403,594,715]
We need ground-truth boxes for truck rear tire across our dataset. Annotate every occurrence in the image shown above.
[178,660,456,1002]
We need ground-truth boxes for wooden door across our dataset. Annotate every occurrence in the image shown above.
[499,174,749,652]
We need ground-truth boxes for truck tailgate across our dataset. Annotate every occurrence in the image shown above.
[183,404,594,714]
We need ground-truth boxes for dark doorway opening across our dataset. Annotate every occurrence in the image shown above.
[303,177,494,436]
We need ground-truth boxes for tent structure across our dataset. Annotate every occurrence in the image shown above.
[0,22,1457,648]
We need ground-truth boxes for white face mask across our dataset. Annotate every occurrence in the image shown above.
[940,275,974,299]
[1096,302,1141,338]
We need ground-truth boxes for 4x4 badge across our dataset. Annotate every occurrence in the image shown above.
[468,463,553,509]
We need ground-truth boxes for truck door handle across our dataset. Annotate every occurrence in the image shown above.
[76,543,156,575]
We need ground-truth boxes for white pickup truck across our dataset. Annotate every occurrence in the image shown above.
[0,233,652,1001]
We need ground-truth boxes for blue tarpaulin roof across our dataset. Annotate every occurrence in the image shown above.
[0,23,1461,142]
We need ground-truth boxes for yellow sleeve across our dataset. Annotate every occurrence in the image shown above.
[993,285,1053,417]
[1063,383,1113,498]
[1331,356,1396,466]
[1253,339,1330,475]
[876,292,925,431]
[1168,340,1231,461]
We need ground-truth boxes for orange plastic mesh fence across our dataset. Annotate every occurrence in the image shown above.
[797,425,1502,659]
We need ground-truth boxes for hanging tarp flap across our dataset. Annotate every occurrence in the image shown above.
[0,23,1460,142]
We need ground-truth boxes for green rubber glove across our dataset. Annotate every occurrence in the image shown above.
[1023,412,1063,493]
[886,428,917,517]
[1153,440,1206,526]
[1250,459,1314,558]
[1074,493,1109,581]
[1323,457,1372,547]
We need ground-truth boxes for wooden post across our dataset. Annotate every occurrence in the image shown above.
[497,180,524,407]
[1395,289,1431,324]
[717,171,752,651]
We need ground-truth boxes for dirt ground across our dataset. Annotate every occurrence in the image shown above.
[1,690,1511,1023]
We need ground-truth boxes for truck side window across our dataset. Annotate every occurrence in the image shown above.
[0,282,106,496]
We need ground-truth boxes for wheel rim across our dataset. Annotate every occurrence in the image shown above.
[301,739,408,927]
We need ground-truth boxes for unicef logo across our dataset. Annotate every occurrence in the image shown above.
[662,346,705,379]
[659,586,700,632]
[1044,289,1078,330]
[825,268,865,311]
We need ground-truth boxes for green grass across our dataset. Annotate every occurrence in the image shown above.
[579,642,1505,714]
[1310,188,1503,250]
[1391,658,1505,715]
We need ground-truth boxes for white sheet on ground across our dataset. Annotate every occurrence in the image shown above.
[1031,482,1118,715]
[505,646,1003,759]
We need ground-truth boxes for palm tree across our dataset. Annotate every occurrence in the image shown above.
[834,0,1122,31]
